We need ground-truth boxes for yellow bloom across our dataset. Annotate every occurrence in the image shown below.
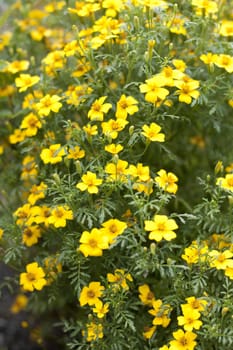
[0,228,4,239]
[200,52,218,65]
[139,76,169,104]
[9,129,27,144]
[115,94,139,119]
[20,262,47,292]
[100,218,127,244]
[219,20,233,37]
[88,96,112,121]
[92,301,109,318]
[217,174,233,192]
[208,249,233,270]
[143,325,156,339]
[128,163,150,182]
[149,299,171,327]
[107,269,133,290]
[178,309,202,331]
[67,146,85,160]
[83,124,98,137]
[27,182,47,205]
[192,0,218,16]
[145,214,178,242]
[105,159,129,182]
[169,329,197,350]
[10,294,28,314]
[6,60,29,74]
[22,225,42,247]
[40,144,66,164]
[15,74,40,92]
[85,322,104,342]
[14,203,32,226]
[138,284,155,306]
[48,206,73,228]
[174,80,200,104]
[101,118,128,139]
[36,94,62,117]
[76,171,103,194]
[104,143,123,154]
[79,281,104,307]
[182,297,208,313]
[142,123,165,142]
[102,0,124,17]
[29,205,52,226]
[155,169,178,194]
[78,228,109,257]
[181,242,208,265]
[213,54,233,73]
[20,113,42,137]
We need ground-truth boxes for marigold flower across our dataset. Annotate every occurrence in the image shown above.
[149,299,171,327]
[155,169,178,194]
[27,182,47,205]
[20,262,47,292]
[104,143,123,154]
[36,94,62,117]
[208,249,233,270]
[92,301,109,318]
[22,225,42,247]
[142,123,165,142]
[178,309,202,331]
[20,113,42,137]
[85,322,104,342]
[9,129,27,144]
[88,96,112,121]
[100,218,127,244]
[216,174,233,192]
[101,118,128,139]
[213,54,233,73]
[79,282,104,307]
[67,146,85,160]
[145,214,178,242]
[40,144,66,164]
[105,159,129,182]
[107,269,133,290]
[78,228,109,257]
[6,60,29,74]
[169,329,197,350]
[174,79,200,104]
[15,74,40,92]
[76,171,103,194]
[219,20,233,37]
[138,284,155,306]
[48,206,73,228]
[139,76,169,104]
[115,94,139,119]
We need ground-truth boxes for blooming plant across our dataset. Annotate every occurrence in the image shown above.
[0,0,233,349]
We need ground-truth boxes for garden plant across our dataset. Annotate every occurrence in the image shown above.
[0,0,233,349]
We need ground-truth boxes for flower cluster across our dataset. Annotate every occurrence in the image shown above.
[0,0,233,349]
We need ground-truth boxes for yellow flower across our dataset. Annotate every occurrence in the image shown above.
[6,60,29,74]
[27,182,47,205]
[78,228,109,257]
[85,322,104,342]
[9,128,27,144]
[182,297,208,313]
[155,169,178,194]
[83,124,98,136]
[48,206,73,228]
[20,262,47,292]
[139,76,169,104]
[107,269,133,290]
[138,284,155,306]
[115,94,139,119]
[67,146,85,160]
[143,326,156,339]
[192,0,218,16]
[169,329,197,350]
[104,143,123,154]
[102,0,124,17]
[149,299,171,327]
[88,96,112,121]
[36,94,62,117]
[14,203,32,226]
[217,174,233,192]
[101,118,128,139]
[142,123,165,142]
[128,163,150,182]
[208,249,233,270]
[20,113,42,137]
[92,301,109,318]
[40,144,66,164]
[22,225,42,247]
[145,214,178,242]
[219,20,233,37]
[29,205,52,226]
[76,171,103,194]
[213,54,233,73]
[105,159,129,182]
[100,218,127,244]
[181,242,208,265]
[10,294,28,314]
[15,74,40,92]
[200,52,218,65]
[79,281,104,307]
[174,79,200,104]
[178,309,202,331]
